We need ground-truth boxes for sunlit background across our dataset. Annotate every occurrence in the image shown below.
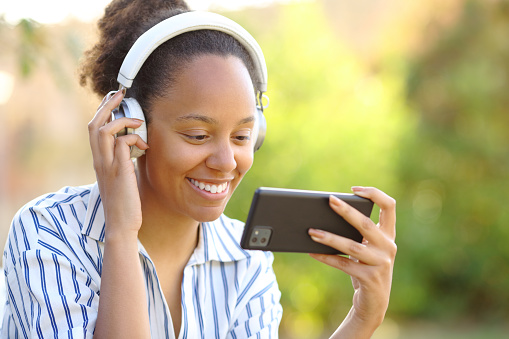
[1,0,509,338]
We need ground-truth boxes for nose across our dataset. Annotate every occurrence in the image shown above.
[206,141,237,173]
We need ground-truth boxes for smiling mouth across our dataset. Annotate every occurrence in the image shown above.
[189,178,228,194]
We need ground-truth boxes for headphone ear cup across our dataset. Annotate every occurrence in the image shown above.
[254,107,266,152]
[118,97,148,158]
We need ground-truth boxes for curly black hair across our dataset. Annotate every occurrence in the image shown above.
[79,0,256,123]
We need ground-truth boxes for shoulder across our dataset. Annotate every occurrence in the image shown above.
[3,184,95,270]
[12,184,93,223]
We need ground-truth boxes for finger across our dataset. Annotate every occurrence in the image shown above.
[352,186,396,240]
[99,117,144,139]
[95,118,145,164]
[308,229,380,265]
[97,94,109,110]
[309,253,365,279]
[114,134,149,163]
[329,195,383,245]
[88,90,125,136]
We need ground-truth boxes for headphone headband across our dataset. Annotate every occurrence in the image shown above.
[117,11,267,93]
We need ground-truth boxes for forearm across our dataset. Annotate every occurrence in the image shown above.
[94,230,150,338]
[329,307,381,339]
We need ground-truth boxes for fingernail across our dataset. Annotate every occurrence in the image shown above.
[133,118,144,124]
[351,186,364,192]
[121,87,127,96]
[308,228,325,240]
[329,195,342,206]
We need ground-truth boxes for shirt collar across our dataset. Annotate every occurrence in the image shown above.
[190,215,251,265]
[81,182,251,263]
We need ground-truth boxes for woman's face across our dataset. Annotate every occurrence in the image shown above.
[137,54,257,223]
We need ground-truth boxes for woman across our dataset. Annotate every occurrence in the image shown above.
[1,0,397,338]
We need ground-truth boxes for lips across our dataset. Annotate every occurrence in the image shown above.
[189,178,228,194]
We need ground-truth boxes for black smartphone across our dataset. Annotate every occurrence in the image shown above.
[240,187,374,254]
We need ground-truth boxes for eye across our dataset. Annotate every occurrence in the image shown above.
[232,130,252,145]
[235,135,250,141]
[191,135,207,141]
[181,133,210,144]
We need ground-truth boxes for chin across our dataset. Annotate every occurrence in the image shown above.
[191,206,226,223]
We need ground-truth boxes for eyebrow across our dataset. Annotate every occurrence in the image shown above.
[176,113,255,126]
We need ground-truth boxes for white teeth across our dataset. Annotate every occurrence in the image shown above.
[190,179,228,194]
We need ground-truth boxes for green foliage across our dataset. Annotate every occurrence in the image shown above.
[225,2,411,337]
[394,0,509,321]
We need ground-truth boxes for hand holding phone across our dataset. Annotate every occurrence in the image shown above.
[240,187,374,254]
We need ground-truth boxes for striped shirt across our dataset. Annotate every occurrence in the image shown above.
[1,183,282,338]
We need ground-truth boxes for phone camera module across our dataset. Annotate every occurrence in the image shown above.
[249,227,272,248]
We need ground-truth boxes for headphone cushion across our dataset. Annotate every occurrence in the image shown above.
[254,108,266,151]
[121,97,148,158]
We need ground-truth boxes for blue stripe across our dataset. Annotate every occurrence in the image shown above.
[245,303,252,336]
[208,264,220,339]
[6,283,28,339]
[220,216,250,258]
[29,208,41,232]
[56,205,67,225]
[191,267,205,338]
[236,264,262,307]
[85,276,94,307]
[47,194,78,209]
[77,235,100,274]
[98,223,106,243]
[35,302,43,339]
[211,221,236,261]
[202,224,209,262]
[250,281,275,300]
[80,304,88,330]
[85,276,95,307]
[52,254,73,332]
[85,196,102,235]
[46,209,100,275]
[35,193,55,207]
[9,252,30,333]
[181,273,188,339]
[37,241,72,262]
[140,261,151,320]
[259,295,265,329]
[153,262,170,339]
[233,261,239,294]
[95,241,103,276]
[69,204,84,231]
[219,262,231,323]
[36,250,58,338]
[39,226,61,240]
[17,215,30,252]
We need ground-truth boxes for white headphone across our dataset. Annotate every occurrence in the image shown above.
[112,11,269,158]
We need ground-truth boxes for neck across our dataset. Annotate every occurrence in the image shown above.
[138,206,200,263]
[137,185,200,267]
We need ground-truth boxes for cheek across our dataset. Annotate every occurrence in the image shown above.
[146,132,198,176]
[236,149,254,176]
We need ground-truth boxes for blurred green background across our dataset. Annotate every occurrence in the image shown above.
[1,0,508,338]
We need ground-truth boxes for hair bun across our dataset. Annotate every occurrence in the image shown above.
[79,0,190,96]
